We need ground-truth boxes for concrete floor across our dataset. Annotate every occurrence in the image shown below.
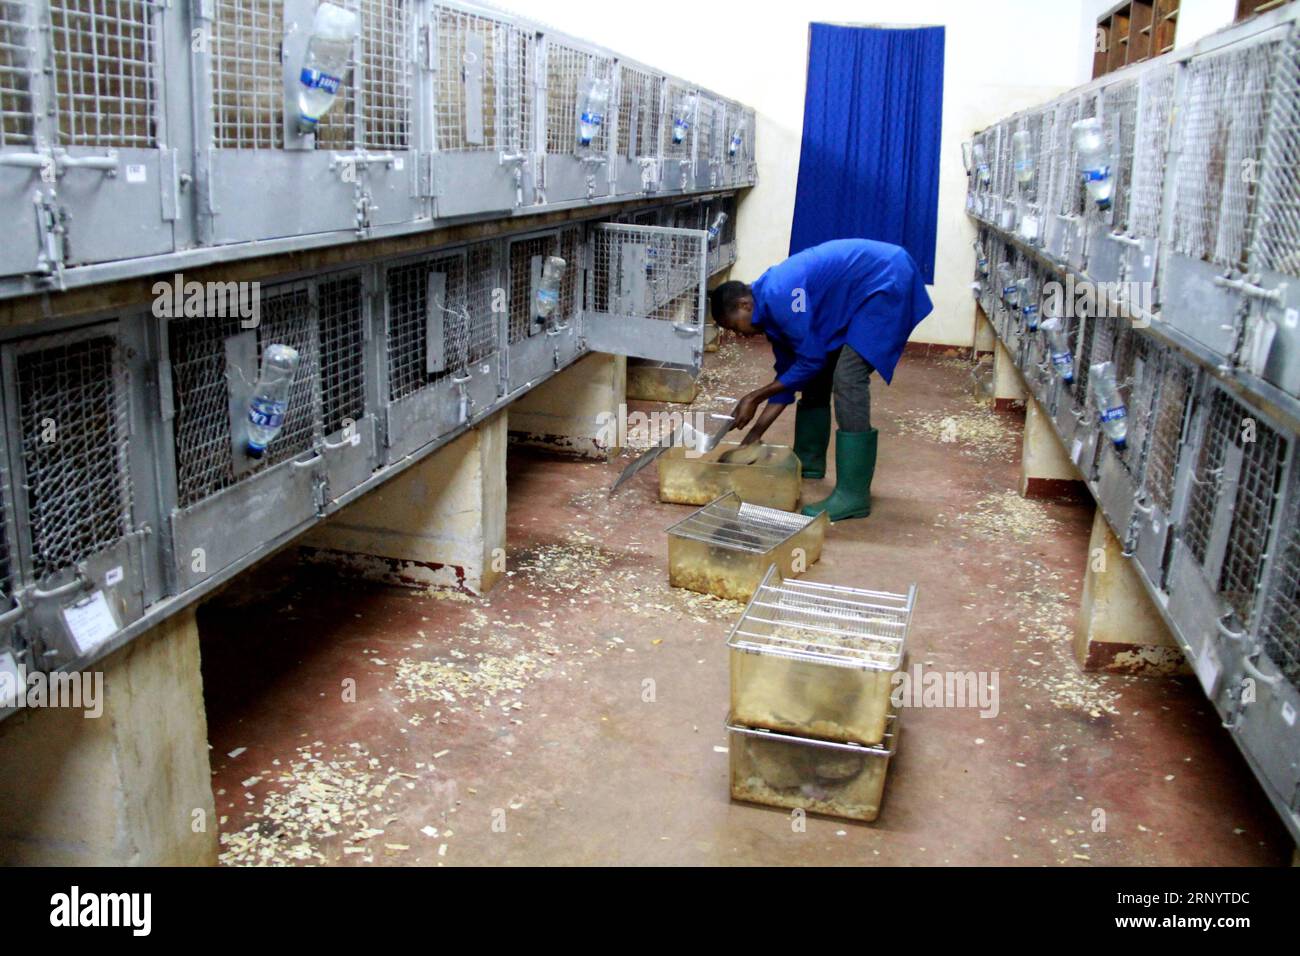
[201,336,1293,866]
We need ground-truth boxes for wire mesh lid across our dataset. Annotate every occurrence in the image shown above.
[665,493,816,553]
[727,566,915,670]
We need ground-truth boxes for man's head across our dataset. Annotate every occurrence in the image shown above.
[709,280,757,335]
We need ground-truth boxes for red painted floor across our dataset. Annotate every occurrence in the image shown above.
[200,335,1292,866]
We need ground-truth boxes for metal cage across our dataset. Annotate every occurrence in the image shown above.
[539,36,614,205]
[1168,382,1289,670]
[612,61,663,197]
[659,79,698,194]
[1,324,153,667]
[0,0,177,279]
[429,1,532,217]
[1163,31,1286,359]
[203,0,419,245]
[583,221,707,367]
[165,280,325,590]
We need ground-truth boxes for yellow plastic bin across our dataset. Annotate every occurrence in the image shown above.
[666,494,827,602]
[658,442,801,510]
[728,566,915,745]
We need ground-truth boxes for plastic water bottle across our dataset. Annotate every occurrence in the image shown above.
[671,93,697,145]
[1041,317,1075,384]
[535,256,565,320]
[297,3,360,132]
[1012,130,1035,184]
[708,212,727,241]
[1017,278,1038,330]
[1090,361,1128,449]
[577,77,611,148]
[973,240,989,277]
[246,344,301,458]
[973,142,991,185]
[1071,117,1113,210]
[997,263,1018,308]
[728,115,746,158]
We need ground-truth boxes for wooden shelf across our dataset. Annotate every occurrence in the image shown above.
[1093,0,1174,79]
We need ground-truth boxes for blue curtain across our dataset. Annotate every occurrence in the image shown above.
[789,24,945,283]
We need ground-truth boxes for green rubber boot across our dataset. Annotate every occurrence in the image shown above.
[801,429,877,521]
[793,404,832,479]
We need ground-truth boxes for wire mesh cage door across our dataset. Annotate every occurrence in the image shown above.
[201,0,415,244]
[1234,453,1300,816]
[1085,78,1139,286]
[1130,351,1195,590]
[383,247,478,459]
[429,1,533,218]
[539,36,613,204]
[317,270,379,501]
[1122,62,1177,304]
[693,91,721,190]
[164,281,324,591]
[1044,95,1081,261]
[1094,327,1158,542]
[742,106,756,184]
[502,228,582,392]
[659,79,697,194]
[1163,30,1287,360]
[611,61,662,197]
[1246,23,1300,399]
[1167,381,1289,675]
[0,0,179,276]
[583,222,707,367]
[0,324,151,669]
[722,100,749,189]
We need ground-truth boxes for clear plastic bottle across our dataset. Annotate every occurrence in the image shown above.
[577,77,611,148]
[973,240,989,277]
[1017,278,1038,330]
[1090,361,1128,449]
[997,262,1019,308]
[246,344,301,458]
[1071,117,1114,210]
[535,256,566,320]
[973,142,991,185]
[708,212,728,241]
[1012,130,1035,184]
[671,92,697,145]
[729,115,746,158]
[297,3,360,133]
[1041,316,1075,384]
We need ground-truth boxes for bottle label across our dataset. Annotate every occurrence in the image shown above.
[300,68,342,95]
[1082,165,1110,182]
[1099,405,1127,423]
[1052,351,1073,371]
[580,110,604,127]
[249,397,287,430]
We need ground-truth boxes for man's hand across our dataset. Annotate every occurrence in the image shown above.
[732,393,761,431]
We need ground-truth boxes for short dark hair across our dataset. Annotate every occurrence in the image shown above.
[710,281,752,322]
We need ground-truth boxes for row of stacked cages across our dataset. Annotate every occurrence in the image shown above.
[0,194,730,710]
[968,4,1300,841]
[0,0,757,293]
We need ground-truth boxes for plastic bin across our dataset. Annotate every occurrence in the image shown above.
[658,442,801,510]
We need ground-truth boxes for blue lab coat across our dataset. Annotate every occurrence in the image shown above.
[749,239,933,404]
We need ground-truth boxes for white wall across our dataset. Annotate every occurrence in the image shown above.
[500,1,1143,346]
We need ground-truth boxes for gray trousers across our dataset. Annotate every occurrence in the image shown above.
[799,345,874,432]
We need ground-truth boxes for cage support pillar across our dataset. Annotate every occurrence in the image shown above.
[508,352,626,460]
[993,339,1026,410]
[1076,508,1190,676]
[0,607,217,866]
[1020,396,1084,498]
[300,409,508,594]
[974,304,997,357]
